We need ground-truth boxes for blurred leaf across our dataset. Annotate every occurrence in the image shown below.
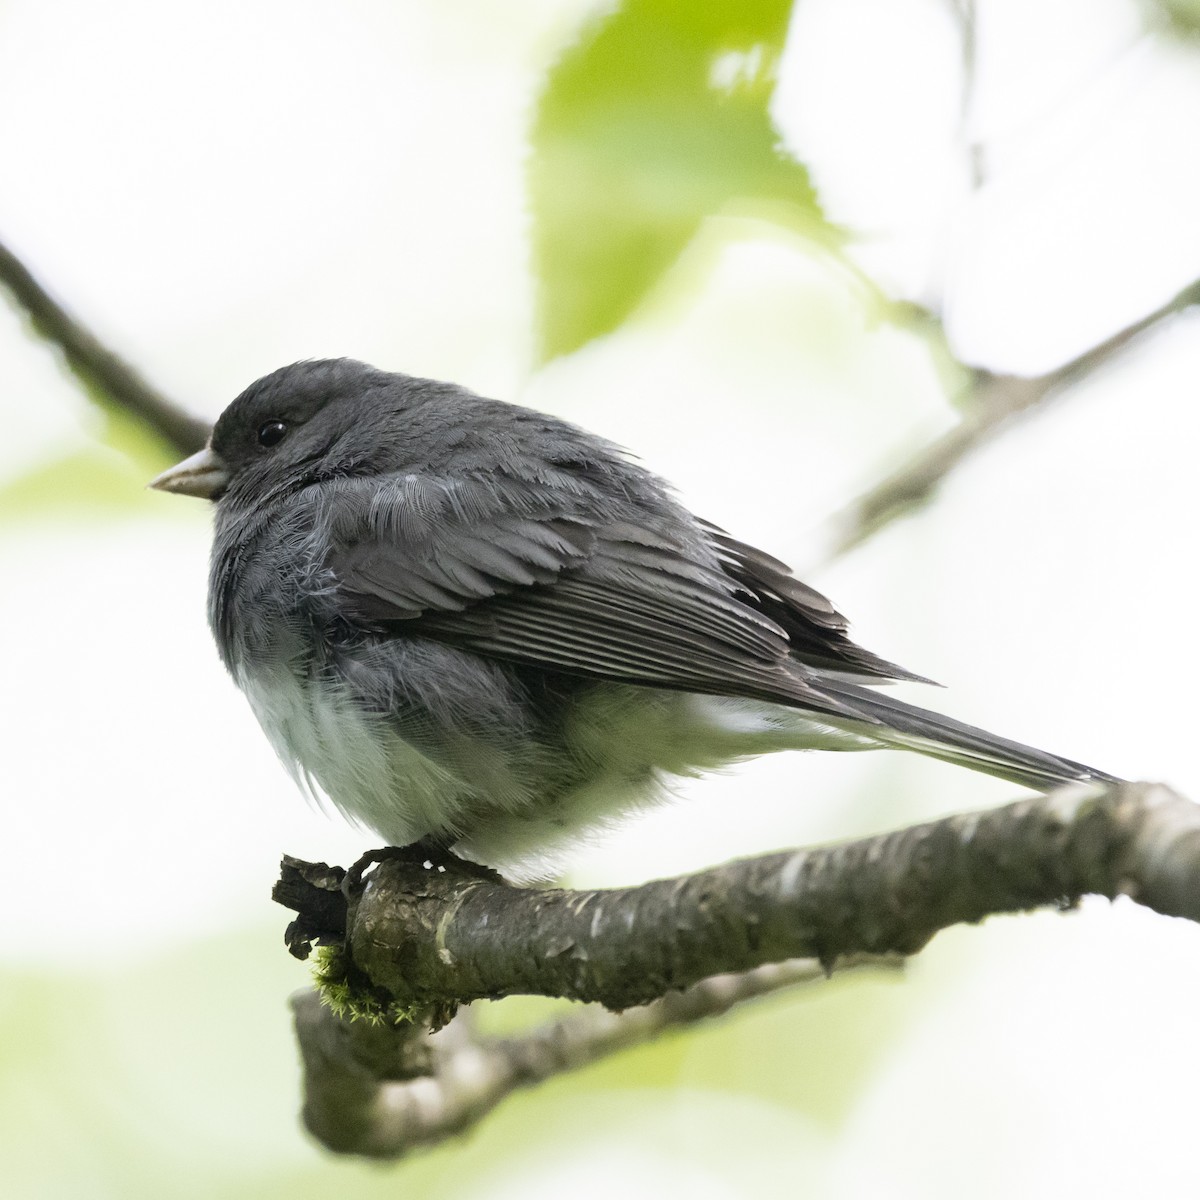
[1144,0,1200,38]
[671,965,915,1128]
[89,383,195,472]
[478,965,913,1115]
[0,445,154,518]
[0,391,189,520]
[0,933,498,1198]
[531,0,833,360]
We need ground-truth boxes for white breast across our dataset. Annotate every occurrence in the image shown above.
[237,661,470,847]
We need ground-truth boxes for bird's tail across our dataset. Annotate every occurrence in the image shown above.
[815,678,1118,792]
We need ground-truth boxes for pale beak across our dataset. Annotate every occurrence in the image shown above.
[148,446,231,500]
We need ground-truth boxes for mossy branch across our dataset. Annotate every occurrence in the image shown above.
[277,780,1199,1158]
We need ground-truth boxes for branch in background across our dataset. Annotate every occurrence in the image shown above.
[0,236,209,456]
[278,781,1200,1155]
[825,278,1200,559]
[291,955,899,1159]
[5,232,1196,566]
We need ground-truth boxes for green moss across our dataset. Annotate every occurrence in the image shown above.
[309,944,423,1026]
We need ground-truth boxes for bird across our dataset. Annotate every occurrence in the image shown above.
[150,358,1114,879]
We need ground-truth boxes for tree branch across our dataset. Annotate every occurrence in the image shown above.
[290,955,899,1159]
[277,781,1199,1155]
[281,781,1198,1011]
[825,278,1200,558]
[0,235,209,456]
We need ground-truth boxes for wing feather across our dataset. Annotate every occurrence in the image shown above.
[321,473,907,718]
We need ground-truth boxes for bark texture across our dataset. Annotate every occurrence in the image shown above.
[276,781,1200,1158]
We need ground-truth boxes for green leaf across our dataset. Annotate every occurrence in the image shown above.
[531,0,831,361]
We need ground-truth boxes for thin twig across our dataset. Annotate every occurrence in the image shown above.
[292,955,900,1159]
[824,278,1200,559]
[0,236,209,455]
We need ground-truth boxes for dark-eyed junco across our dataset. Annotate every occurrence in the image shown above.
[151,359,1114,877]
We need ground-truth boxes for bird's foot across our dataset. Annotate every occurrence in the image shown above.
[342,839,504,901]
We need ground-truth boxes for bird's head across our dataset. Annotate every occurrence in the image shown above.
[149,358,399,503]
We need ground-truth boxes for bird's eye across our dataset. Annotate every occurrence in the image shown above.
[257,420,287,447]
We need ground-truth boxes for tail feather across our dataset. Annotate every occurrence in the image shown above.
[814,678,1118,792]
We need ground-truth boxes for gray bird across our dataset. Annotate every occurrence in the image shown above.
[151,359,1113,878]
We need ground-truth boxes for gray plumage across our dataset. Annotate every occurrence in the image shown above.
[160,358,1114,878]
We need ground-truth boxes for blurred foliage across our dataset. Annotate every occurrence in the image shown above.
[0,933,462,1198]
[530,0,835,361]
[1145,0,1200,38]
[0,935,915,1196]
[0,387,178,518]
[81,377,200,469]
[0,447,148,518]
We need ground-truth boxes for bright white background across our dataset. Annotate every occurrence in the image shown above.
[2,1,1198,1197]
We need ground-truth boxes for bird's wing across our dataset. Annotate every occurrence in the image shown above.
[700,524,933,684]
[320,473,889,719]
